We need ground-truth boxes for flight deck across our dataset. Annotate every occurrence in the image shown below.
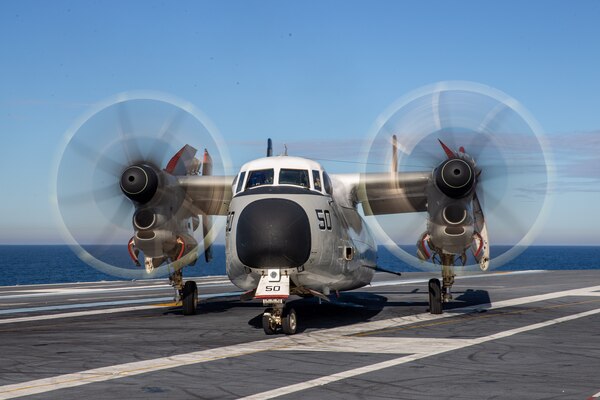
[0,270,599,399]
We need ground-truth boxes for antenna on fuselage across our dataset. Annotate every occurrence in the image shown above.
[267,138,273,157]
[283,144,288,156]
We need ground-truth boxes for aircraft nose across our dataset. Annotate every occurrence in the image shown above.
[236,198,311,268]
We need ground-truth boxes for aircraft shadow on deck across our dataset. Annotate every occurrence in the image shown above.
[250,288,490,333]
[162,297,263,316]
[161,288,490,332]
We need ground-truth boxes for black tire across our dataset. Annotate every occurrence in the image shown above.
[262,308,276,335]
[281,307,298,335]
[428,278,443,315]
[182,281,198,316]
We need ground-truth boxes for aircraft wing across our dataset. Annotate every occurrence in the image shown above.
[178,175,234,216]
[333,172,430,215]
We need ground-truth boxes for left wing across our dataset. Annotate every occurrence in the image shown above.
[178,174,234,216]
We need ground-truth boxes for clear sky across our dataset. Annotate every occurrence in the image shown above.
[1,0,599,245]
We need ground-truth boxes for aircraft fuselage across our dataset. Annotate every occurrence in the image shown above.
[224,157,376,296]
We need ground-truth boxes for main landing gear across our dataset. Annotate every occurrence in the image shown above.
[262,303,297,335]
[170,270,198,316]
[428,278,443,314]
[182,280,198,315]
[428,254,457,315]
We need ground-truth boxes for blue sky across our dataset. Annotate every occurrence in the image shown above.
[1,1,599,245]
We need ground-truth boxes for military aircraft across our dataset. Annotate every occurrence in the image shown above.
[55,83,551,335]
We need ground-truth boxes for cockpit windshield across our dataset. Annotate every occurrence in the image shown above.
[246,169,274,188]
[279,169,309,188]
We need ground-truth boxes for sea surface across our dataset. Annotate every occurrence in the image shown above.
[0,245,598,286]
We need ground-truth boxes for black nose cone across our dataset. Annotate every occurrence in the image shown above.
[435,158,475,198]
[236,198,311,268]
[120,164,158,204]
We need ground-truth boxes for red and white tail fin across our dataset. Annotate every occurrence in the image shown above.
[165,144,198,175]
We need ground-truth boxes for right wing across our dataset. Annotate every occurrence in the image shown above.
[333,172,431,215]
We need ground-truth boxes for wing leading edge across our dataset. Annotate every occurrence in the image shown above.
[178,175,234,216]
[333,172,430,215]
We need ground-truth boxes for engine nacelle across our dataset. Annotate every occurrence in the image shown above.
[424,177,476,257]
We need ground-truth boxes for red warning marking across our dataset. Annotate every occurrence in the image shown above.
[254,295,289,300]
[165,146,186,173]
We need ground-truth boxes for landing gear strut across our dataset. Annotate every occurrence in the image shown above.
[262,303,297,335]
[441,261,455,303]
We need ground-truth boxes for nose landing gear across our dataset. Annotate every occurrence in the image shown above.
[262,304,297,335]
[256,270,297,335]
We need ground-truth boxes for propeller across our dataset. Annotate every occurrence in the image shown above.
[364,81,553,272]
[54,92,230,279]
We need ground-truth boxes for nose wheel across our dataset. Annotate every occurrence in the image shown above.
[262,305,297,335]
[282,307,297,335]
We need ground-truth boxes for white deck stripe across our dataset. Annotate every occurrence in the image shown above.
[240,307,600,400]
[0,276,230,290]
[1,284,599,399]
[368,270,544,288]
[0,270,541,318]
[0,297,173,315]
[0,338,289,399]
[0,280,234,300]
[0,305,161,325]
[277,337,473,354]
[0,292,242,323]
[300,284,600,337]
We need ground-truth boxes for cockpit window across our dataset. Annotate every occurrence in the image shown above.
[312,170,322,192]
[323,171,333,195]
[279,169,309,188]
[235,171,246,193]
[246,169,274,188]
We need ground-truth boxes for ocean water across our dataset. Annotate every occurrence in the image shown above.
[0,245,598,286]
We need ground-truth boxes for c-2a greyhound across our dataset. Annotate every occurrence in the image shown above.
[118,133,492,335]
[57,87,549,335]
